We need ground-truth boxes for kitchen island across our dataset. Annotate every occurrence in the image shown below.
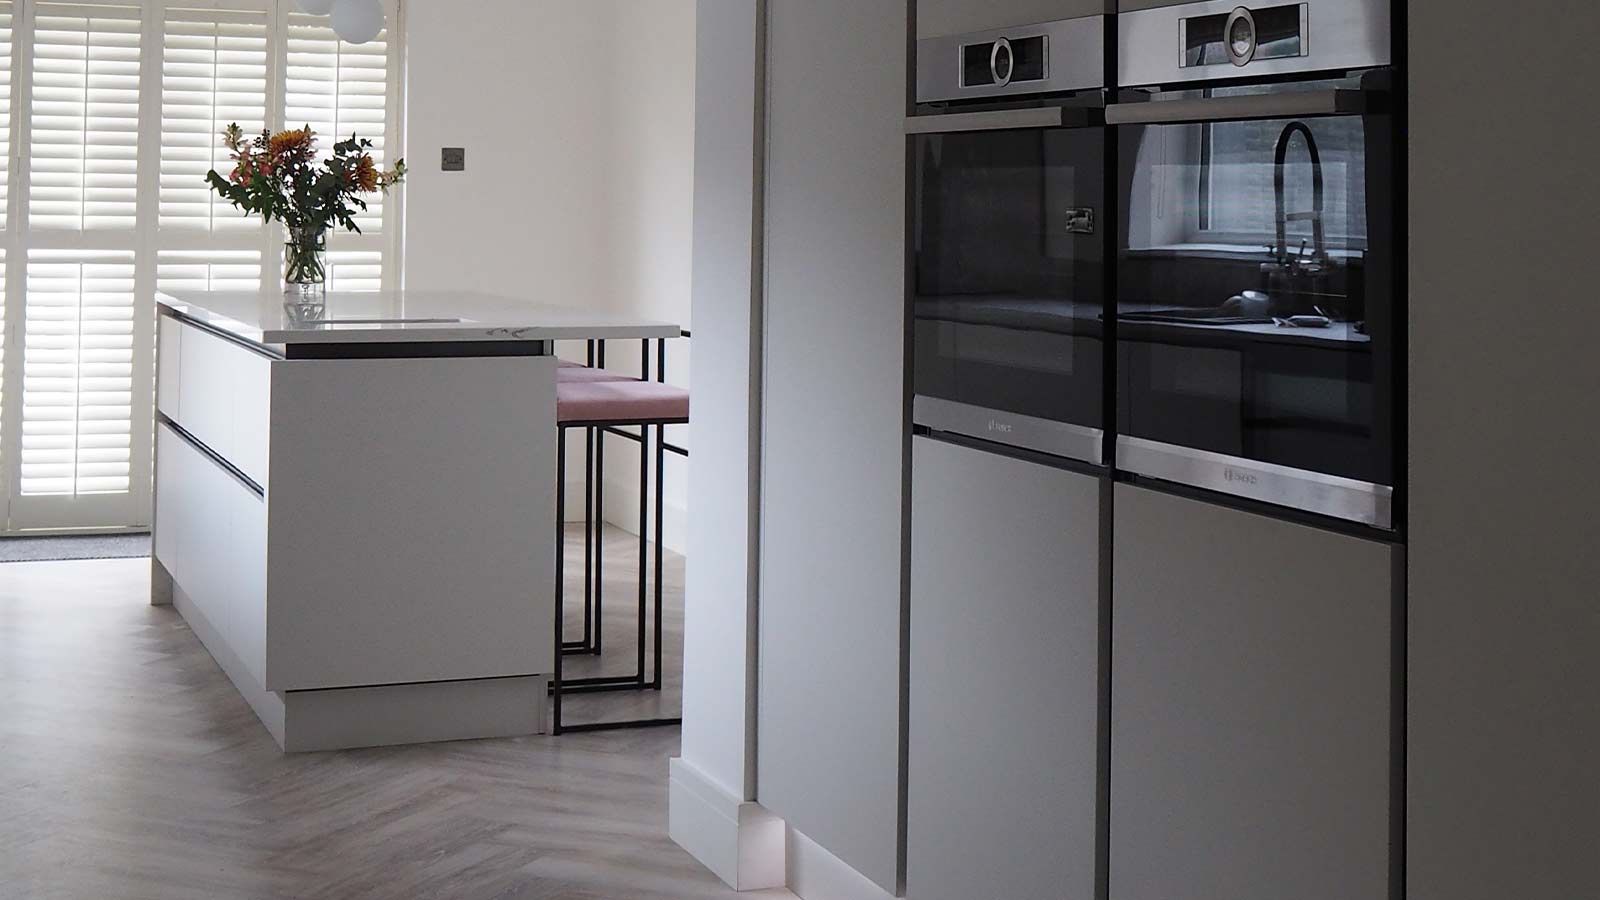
[151,289,678,751]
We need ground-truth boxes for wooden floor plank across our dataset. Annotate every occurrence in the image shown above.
[0,532,760,900]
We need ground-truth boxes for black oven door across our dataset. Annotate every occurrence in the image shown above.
[911,109,1106,463]
[1112,77,1396,528]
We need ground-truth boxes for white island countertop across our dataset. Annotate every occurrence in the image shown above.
[157,288,681,351]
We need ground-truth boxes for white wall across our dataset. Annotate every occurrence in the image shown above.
[594,1,696,552]
[403,0,612,303]
[1407,2,1600,899]
[403,0,696,547]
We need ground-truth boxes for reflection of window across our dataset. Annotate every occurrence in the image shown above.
[1198,115,1368,248]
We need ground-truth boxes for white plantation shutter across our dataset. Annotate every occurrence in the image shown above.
[0,4,15,230]
[28,3,142,231]
[156,249,261,291]
[0,252,6,478]
[285,10,390,242]
[20,251,135,495]
[159,4,269,232]
[325,249,381,291]
[0,1,404,532]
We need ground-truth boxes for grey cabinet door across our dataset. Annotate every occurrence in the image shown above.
[908,437,1102,900]
[1110,484,1394,900]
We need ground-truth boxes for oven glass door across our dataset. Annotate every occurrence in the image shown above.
[912,123,1106,462]
[1115,81,1396,526]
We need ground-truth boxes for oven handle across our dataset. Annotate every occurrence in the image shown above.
[904,106,1067,134]
[1105,89,1372,126]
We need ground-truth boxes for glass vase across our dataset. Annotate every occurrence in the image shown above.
[284,227,328,298]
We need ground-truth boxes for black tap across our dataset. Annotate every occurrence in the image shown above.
[1273,121,1327,268]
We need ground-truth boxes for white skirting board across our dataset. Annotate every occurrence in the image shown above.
[786,827,900,900]
[175,583,549,752]
[669,757,786,892]
[669,756,900,900]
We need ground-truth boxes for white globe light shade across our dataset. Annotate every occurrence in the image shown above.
[294,0,336,14]
[331,0,384,44]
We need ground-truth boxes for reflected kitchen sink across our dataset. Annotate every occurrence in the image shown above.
[1120,308,1274,326]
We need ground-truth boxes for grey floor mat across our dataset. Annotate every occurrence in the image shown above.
[0,533,151,563]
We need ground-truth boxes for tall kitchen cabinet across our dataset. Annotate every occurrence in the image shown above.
[758,0,907,892]
[908,437,1102,900]
[1110,484,1396,900]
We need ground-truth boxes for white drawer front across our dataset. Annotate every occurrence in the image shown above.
[157,315,183,420]
[171,318,271,488]
[156,422,269,685]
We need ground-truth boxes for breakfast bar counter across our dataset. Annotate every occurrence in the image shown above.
[151,288,677,751]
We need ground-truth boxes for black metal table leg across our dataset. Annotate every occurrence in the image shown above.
[653,421,666,689]
[553,426,566,735]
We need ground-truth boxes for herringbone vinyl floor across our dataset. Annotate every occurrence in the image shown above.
[0,529,775,900]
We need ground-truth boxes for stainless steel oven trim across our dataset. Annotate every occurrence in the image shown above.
[918,17,1105,104]
[916,396,1103,466]
[1105,88,1367,125]
[905,106,1067,134]
[1120,0,1389,88]
[1116,435,1393,528]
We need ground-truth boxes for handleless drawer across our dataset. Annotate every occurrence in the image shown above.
[158,315,272,489]
[155,421,269,686]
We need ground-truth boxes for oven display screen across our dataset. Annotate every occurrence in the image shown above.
[1183,4,1306,67]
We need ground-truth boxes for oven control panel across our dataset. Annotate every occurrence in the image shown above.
[1119,0,1390,88]
[1182,3,1309,68]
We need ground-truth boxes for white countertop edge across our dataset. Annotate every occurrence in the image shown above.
[156,292,682,347]
[248,322,683,344]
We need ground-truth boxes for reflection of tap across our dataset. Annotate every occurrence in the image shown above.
[1260,120,1335,319]
[1273,121,1326,268]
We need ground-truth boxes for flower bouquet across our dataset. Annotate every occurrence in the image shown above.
[206,124,405,296]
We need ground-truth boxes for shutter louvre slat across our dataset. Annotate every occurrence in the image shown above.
[20,250,136,496]
[285,13,388,240]
[160,5,268,233]
[28,4,143,232]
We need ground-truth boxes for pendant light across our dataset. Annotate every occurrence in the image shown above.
[331,0,385,44]
[294,0,336,14]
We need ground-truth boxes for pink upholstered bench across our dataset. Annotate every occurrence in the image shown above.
[557,363,636,384]
[556,380,689,425]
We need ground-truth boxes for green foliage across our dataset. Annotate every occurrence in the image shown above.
[204,125,405,239]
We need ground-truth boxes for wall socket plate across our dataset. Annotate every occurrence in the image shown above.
[441,147,465,172]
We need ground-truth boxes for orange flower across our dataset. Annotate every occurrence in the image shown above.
[268,127,316,162]
[351,155,379,192]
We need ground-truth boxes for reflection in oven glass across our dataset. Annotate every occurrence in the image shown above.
[1116,77,1394,489]
[913,125,1106,432]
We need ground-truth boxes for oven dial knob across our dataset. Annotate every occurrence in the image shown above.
[991,38,1014,86]
[1225,7,1257,66]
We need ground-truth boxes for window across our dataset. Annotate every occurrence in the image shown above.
[1192,83,1369,249]
[159,4,269,233]
[28,2,142,231]
[0,0,405,533]
[20,249,136,496]
[284,9,394,290]
[1200,115,1368,247]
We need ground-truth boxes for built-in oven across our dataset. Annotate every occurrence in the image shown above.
[908,16,1109,465]
[1110,0,1400,529]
